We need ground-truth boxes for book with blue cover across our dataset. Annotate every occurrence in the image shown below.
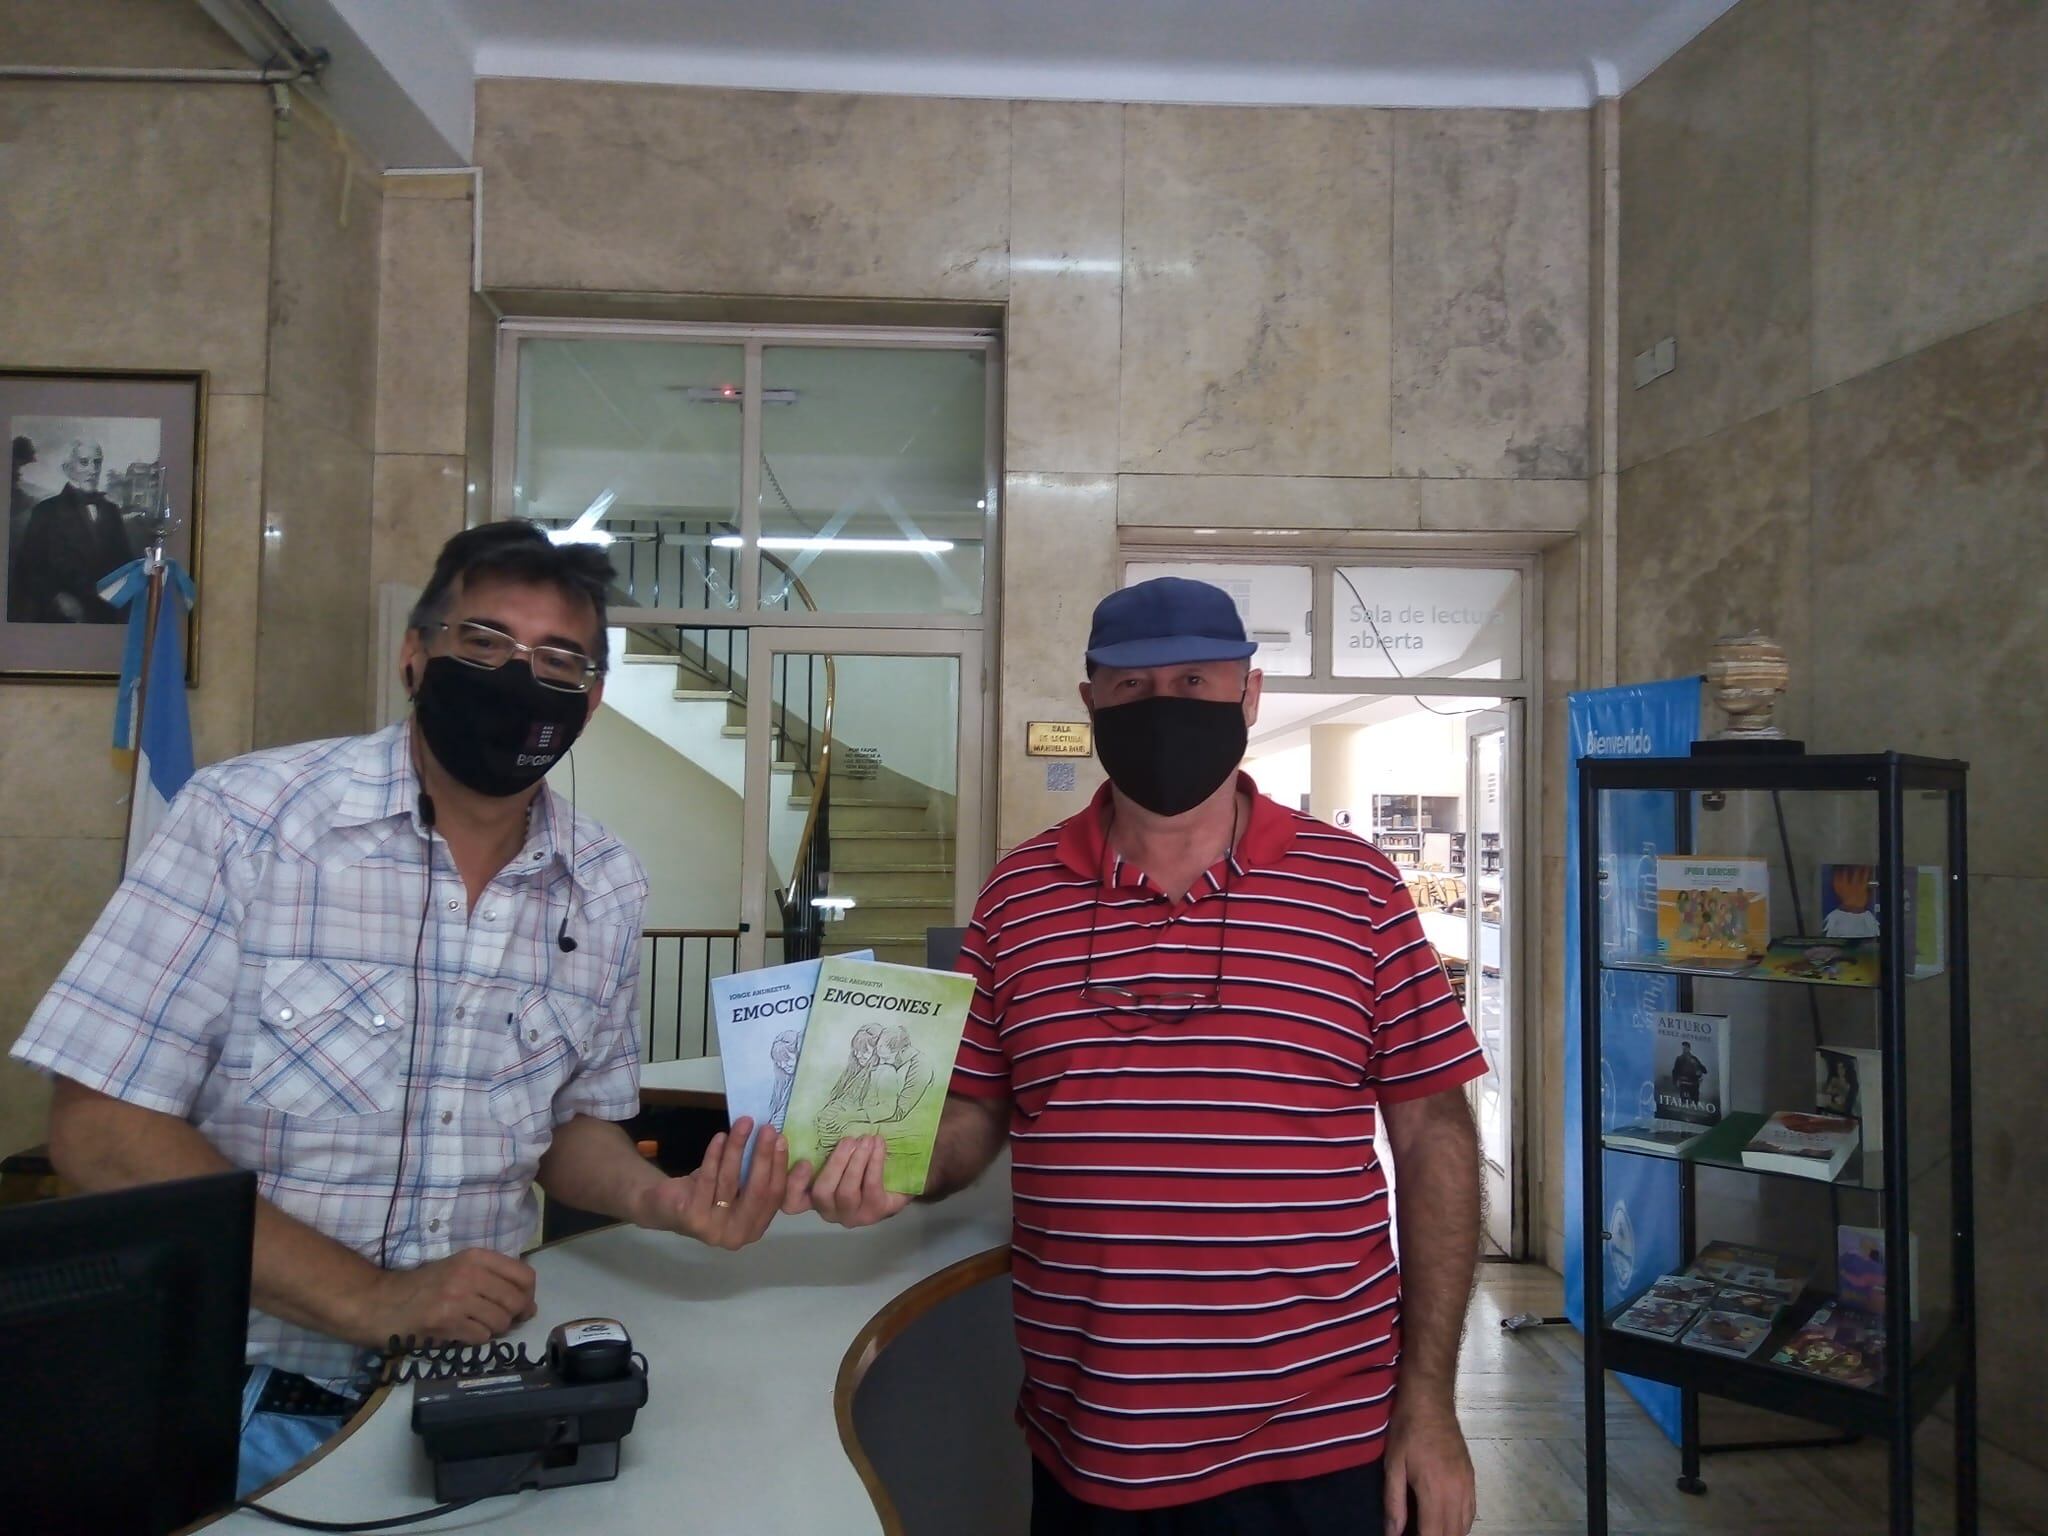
[710,950,871,1179]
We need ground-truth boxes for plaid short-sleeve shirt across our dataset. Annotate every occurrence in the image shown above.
[12,722,649,1387]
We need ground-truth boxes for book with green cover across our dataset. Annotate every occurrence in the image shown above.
[783,957,975,1195]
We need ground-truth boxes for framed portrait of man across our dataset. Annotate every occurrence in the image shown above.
[1,369,204,682]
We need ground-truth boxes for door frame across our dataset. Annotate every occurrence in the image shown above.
[738,626,987,972]
[1464,704,1523,1258]
[1114,543,1542,1261]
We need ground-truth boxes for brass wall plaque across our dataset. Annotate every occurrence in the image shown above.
[1026,721,1094,758]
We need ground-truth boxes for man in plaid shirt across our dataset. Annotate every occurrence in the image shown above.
[12,521,789,1494]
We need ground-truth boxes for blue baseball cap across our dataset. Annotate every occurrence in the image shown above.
[1085,577,1258,669]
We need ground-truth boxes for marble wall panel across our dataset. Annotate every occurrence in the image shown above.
[1120,106,1392,478]
[377,190,474,458]
[371,455,465,591]
[254,411,375,747]
[998,474,1118,850]
[1419,479,1587,533]
[268,106,383,451]
[464,295,497,528]
[188,392,265,768]
[1616,400,1813,743]
[1811,0,2048,389]
[1810,299,2048,878]
[0,0,243,70]
[0,836,126,1156]
[1392,110,1591,480]
[1617,0,1811,471]
[1006,102,1123,475]
[0,83,272,392]
[1964,874,2048,1472]
[475,80,1010,300]
[1116,474,1419,531]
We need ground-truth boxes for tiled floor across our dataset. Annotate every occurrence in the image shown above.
[1464,1267,2033,1536]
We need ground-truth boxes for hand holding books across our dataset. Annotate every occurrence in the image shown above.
[784,1134,913,1229]
[629,1116,792,1250]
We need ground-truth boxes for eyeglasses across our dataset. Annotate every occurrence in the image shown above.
[1080,806,1237,1027]
[430,620,601,693]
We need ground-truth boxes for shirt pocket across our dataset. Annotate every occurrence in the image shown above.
[487,989,589,1147]
[248,958,407,1119]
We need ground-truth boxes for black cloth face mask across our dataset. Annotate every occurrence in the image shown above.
[1091,692,1248,818]
[413,655,588,798]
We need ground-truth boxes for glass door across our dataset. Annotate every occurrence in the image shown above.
[1465,706,1519,1257]
[741,629,984,975]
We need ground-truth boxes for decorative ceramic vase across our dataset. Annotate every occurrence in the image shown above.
[1707,631,1788,740]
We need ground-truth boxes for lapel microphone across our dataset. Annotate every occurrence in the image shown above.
[556,749,579,953]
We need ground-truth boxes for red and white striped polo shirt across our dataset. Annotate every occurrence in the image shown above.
[950,774,1484,1510]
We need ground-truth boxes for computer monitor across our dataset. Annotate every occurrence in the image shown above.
[0,1169,256,1535]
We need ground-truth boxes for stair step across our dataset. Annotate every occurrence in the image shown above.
[673,688,736,703]
[831,833,954,869]
[832,896,953,910]
[831,869,952,896]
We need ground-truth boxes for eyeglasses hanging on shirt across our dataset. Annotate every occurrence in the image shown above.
[1079,803,1238,1030]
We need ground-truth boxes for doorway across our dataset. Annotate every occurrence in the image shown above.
[1134,553,1536,1260]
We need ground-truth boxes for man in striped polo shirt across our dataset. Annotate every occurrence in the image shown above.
[796,576,1484,1536]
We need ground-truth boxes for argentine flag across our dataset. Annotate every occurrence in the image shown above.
[100,557,196,872]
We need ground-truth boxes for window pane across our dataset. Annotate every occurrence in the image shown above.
[1333,566,1522,681]
[1122,561,1313,677]
[515,337,745,612]
[758,347,988,617]
[765,653,962,970]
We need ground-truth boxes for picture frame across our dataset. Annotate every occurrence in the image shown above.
[2,368,205,683]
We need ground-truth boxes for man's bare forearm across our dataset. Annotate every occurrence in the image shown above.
[916,1091,1009,1201]
[1381,1087,1481,1402]
[536,1114,668,1225]
[47,1078,392,1347]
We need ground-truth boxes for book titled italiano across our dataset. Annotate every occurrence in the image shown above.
[1606,1011,1730,1156]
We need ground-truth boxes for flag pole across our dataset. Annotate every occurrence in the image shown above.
[119,517,171,872]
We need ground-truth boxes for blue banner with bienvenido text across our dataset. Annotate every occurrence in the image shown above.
[1563,677,1702,1445]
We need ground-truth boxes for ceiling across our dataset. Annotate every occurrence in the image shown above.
[254,0,1742,166]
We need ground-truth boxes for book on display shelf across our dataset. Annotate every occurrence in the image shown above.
[1741,1111,1861,1181]
[1837,1225,1920,1322]
[1817,862,1946,978]
[1687,1241,1812,1305]
[1655,856,1770,963]
[1612,1291,1706,1342]
[1606,1011,1732,1156]
[1754,936,1879,987]
[1770,1301,1886,1390]
[1815,1045,1885,1155]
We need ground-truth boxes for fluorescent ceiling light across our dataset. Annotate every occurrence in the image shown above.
[709,535,955,554]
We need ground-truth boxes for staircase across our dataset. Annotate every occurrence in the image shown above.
[797,785,956,969]
[612,617,957,970]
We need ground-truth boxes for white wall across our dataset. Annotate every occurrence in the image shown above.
[575,702,742,930]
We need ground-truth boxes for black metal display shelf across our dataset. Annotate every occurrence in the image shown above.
[1597,1297,1966,1441]
[1576,749,1976,1536]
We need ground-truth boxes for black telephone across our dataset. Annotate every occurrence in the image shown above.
[405,1316,649,1501]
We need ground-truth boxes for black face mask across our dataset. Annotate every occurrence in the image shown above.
[413,656,588,798]
[1092,693,1248,818]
